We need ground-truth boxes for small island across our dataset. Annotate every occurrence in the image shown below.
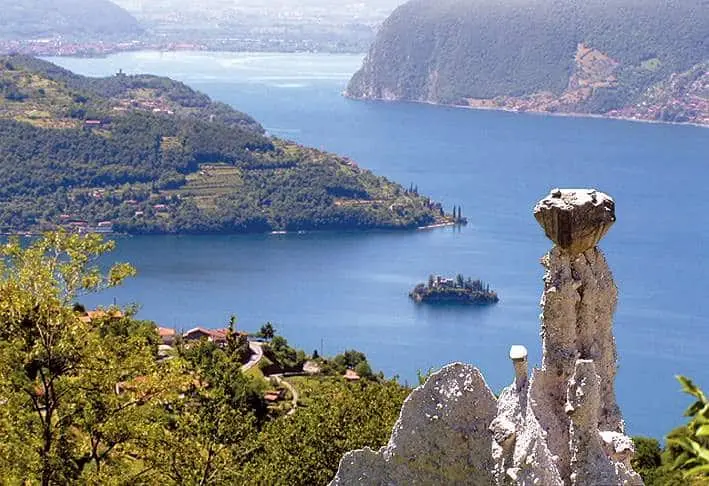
[409,275,499,305]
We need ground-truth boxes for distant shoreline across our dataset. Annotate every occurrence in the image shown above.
[1,222,460,238]
[343,93,709,130]
[2,44,369,59]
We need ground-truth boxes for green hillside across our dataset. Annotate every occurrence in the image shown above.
[348,0,709,116]
[0,56,450,234]
[0,0,143,40]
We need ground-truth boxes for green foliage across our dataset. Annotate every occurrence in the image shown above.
[634,376,709,485]
[668,376,709,478]
[259,321,276,341]
[0,231,174,484]
[240,378,409,485]
[631,436,686,486]
[351,0,709,111]
[263,336,307,373]
[0,233,414,484]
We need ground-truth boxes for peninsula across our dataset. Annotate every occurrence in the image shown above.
[0,56,455,235]
[409,275,499,305]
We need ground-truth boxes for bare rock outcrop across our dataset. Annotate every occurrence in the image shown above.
[331,363,497,485]
[330,189,642,486]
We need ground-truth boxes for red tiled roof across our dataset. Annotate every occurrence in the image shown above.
[158,327,176,337]
[183,327,229,343]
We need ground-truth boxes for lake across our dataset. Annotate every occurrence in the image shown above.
[47,51,709,439]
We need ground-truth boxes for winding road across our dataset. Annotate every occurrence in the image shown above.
[240,341,264,372]
[239,340,299,415]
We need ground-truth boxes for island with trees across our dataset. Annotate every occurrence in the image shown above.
[410,274,499,305]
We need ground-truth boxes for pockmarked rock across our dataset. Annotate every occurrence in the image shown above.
[330,363,497,486]
[534,188,615,255]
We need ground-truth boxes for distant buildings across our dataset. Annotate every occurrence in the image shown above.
[158,327,176,346]
[78,308,124,324]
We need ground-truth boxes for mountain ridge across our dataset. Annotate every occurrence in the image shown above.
[347,0,709,125]
[0,0,143,41]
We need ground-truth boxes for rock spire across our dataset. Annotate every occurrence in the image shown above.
[330,188,642,486]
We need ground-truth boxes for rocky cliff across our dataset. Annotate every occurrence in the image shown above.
[347,0,709,125]
[330,188,643,485]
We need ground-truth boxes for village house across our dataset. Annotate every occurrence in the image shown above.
[94,221,114,234]
[434,276,456,288]
[182,327,229,346]
[344,369,361,381]
[158,327,177,346]
[78,309,124,324]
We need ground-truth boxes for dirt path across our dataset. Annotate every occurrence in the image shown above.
[272,374,299,416]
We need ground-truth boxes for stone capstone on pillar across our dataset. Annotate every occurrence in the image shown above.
[534,188,615,255]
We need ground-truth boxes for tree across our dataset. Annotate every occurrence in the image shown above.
[355,361,374,380]
[0,231,155,484]
[668,376,709,479]
[260,322,276,341]
[631,436,688,486]
[226,315,250,364]
[147,336,266,484]
[241,378,410,485]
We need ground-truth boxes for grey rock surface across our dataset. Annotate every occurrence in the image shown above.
[330,363,497,485]
[534,188,615,255]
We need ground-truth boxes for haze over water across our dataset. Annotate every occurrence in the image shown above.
[49,51,709,439]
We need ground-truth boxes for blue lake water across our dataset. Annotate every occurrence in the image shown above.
[47,51,709,439]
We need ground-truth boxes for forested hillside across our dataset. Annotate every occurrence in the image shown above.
[0,0,143,40]
[348,0,709,122]
[0,56,450,234]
